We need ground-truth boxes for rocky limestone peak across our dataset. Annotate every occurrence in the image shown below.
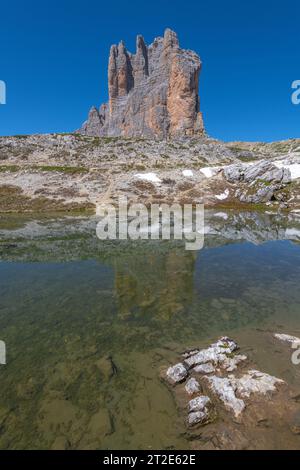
[78,28,204,138]
[108,41,133,100]
[163,28,179,50]
[134,35,149,84]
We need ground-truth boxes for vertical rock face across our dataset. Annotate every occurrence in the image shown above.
[78,29,204,138]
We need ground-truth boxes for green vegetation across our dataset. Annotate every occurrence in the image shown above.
[31,165,89,175]
[0,165,21,172]
[256,179,272,187]
[11,135,29,139]
[0,164,89,175]
[215,200,271,212]
[0,185,94,214]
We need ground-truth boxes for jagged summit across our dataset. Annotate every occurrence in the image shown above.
[78,29,204,139]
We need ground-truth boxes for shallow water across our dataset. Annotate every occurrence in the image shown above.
[0,210,300,449]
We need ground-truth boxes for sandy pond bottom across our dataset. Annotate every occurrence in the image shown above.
[0,211,300,449]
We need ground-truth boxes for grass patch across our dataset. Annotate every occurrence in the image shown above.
[0,165,89,175]
[31,165,89,175]
[237,156,258,163]
[11,135,29,139]
[0,165,21,173]
[0,185,94,214]
[256,179,272,187]
[214,200,270,212]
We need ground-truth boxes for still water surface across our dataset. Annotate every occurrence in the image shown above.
[0,210,300,449]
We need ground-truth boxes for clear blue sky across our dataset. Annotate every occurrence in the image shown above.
[0,0,299,141]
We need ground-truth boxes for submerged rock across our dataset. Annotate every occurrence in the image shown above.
[290,411,300,435]
[221,354,247,372]
[188,395,211,413]
[162,335,299,449]
[95,355,117,381]
[83,409,113,449]
[166,362,187,385]
[233,370,285,398]
[204,370,284,417]
[183,337,238,369]
[187,410,209,427]
[51,436,71,450]
[203,375,245,417]
[182,349,199,359]
[274,333,300,346]
[185,377,201,395]
[163,334,287,447]
[194,362,215,374]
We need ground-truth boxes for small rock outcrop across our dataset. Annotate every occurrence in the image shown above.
[223,160,292,204]
[160,336,300,449]
[78,29,204,139]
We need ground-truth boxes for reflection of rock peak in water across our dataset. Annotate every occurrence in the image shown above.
[113,248,197,320]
